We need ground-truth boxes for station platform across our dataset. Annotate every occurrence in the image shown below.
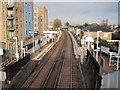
[32,31,62,60]
[68,31,81,59]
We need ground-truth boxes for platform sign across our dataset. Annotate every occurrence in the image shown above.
[94,49,100,52]
[75,55,80,59]
[101,46,109,54]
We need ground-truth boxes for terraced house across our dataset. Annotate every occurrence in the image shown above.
[0,0,33,58]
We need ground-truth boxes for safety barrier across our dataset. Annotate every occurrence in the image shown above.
[86,50,102,88]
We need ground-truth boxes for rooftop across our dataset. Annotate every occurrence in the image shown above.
[82,25,111,32]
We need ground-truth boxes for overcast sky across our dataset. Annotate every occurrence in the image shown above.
[36,1,119,25]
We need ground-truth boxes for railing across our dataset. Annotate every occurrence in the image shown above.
[0,56,16,71]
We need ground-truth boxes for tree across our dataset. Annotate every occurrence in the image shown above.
[53,18,62,30]
[83,22,89,27]
[65,21,70,26]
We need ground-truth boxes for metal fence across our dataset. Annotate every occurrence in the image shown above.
[86,50,102,89]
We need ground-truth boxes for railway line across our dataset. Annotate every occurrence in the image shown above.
[22,30,83,88]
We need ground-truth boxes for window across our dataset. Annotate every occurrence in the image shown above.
[40,19,42,22]
[40,15,42,17]
[8,32,13,39]
[3,10,4,16]
[104,33,108,38]
[16,24,18,29]
[9,43,14,51]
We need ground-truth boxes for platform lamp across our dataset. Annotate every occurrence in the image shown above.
[13,36,19,61]
[96,31,102,61]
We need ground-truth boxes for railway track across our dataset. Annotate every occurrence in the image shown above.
[57,31,73,88]
[22,31,66,88]
[22,31,64,88]
[22,30,82,89]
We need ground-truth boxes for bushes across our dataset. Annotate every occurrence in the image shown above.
[112,32,120,40]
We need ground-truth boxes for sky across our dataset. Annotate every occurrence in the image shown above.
[35,1,119,25]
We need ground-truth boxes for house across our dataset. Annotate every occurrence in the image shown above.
[82,25,112,40]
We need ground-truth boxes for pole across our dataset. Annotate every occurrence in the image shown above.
[13,37,19,61]
[33,31,35,53]
[109,53,112,66]
[117,41,120,70]
[96,32,99,61]
[24,48,25,57]
[16,38,18,60]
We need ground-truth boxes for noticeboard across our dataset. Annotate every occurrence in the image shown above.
[101,46,109,54]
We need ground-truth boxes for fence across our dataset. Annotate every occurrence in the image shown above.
[86,50,102,89]
[5,54,30,81]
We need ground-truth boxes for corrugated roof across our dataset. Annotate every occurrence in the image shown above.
[82,25,111,32]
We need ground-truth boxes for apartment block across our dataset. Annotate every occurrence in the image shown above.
[0,0,33,56]
[38,7,48,34]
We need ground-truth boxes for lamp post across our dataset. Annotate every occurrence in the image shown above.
[96,31,102,61]
[30,31,38,54]
[33,31,35,54]
[87,30,90,50]
[117,41,120,70]
[13,36,19,61]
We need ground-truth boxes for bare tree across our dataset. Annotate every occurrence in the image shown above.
[53,18,62,30]
[65,21,70,26]
[101,19,108,27]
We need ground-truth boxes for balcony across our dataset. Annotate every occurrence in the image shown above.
[6,3,14,9]
[7,14,14,20]
[7,25,14,31]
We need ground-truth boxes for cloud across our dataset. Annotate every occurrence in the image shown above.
[36,2,118,25]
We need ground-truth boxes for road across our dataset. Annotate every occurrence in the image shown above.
[22,30,83,88]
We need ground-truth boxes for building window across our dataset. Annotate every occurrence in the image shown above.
[16,24,18,29]
[40,15,42,17]
[9,43,14,51]
[104,33,108,38]
[3,10,4,16]
[40,19,42,22]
